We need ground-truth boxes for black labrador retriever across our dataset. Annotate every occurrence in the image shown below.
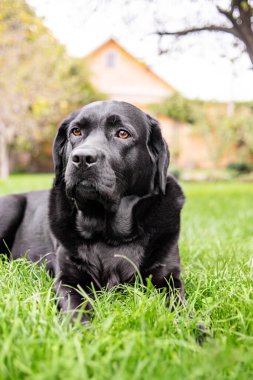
[0,100,185,324]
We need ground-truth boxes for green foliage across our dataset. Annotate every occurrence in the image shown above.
[1,178,253,379]
[226,112,253,156]
[150,93,204,124]
[227,162,252,175]
[202,109,253,165]
[151,94,253,165]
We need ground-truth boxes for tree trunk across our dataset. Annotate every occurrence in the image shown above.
[0,121,10,179]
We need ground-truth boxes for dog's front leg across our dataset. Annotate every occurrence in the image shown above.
[54,246,93,325]
[54,280,92,325]
[142,263,184,307]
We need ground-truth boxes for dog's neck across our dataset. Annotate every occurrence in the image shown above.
[76,195,141,243]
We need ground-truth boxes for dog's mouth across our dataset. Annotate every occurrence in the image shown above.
[67,179,120,212]
[74,180,98,201]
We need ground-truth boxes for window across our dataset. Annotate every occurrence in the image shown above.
[105,50,117,68]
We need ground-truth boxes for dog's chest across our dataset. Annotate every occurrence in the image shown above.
[76,241,145,289]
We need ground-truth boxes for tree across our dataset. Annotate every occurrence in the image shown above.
[155,0,253,66]
[0,0,102,178]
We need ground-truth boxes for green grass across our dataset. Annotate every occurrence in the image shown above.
[1,176,253,379]
[0,174,53,196]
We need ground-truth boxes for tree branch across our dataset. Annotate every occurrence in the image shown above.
[155,0,253,66]
[216,6,234,22]
[156,25,239,38]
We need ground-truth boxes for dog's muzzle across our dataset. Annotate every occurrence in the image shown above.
[65,148,120,211]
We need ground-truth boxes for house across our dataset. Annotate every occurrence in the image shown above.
[84,39,235,172]
[84,38,174,106]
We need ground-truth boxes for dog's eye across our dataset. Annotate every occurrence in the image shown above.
[116,130,130,139]
[71,127,82,137]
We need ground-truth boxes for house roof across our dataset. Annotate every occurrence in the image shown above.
[84,38,175,93]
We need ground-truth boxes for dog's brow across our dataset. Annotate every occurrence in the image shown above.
[106,114,121,126]
[74,116,89,127]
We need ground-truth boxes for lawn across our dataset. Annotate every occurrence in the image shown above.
[0,175,253,380]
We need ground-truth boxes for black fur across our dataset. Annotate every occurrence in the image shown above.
[0,100,185,324]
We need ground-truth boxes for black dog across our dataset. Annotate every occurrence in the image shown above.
[0,100,185,324]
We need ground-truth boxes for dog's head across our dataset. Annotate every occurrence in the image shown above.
[53,101,169,211]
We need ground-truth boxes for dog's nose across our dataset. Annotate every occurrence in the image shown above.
[72,149,98,167]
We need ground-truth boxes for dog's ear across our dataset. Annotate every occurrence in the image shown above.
[53,110,79,185]
[146,114,169,194]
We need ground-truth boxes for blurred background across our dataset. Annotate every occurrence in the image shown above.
[1,0,253,182]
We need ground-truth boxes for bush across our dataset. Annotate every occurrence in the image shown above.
[150,93,204,124]
[227,162,253,175]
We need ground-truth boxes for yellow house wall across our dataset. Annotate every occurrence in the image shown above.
[158,116,236,169]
